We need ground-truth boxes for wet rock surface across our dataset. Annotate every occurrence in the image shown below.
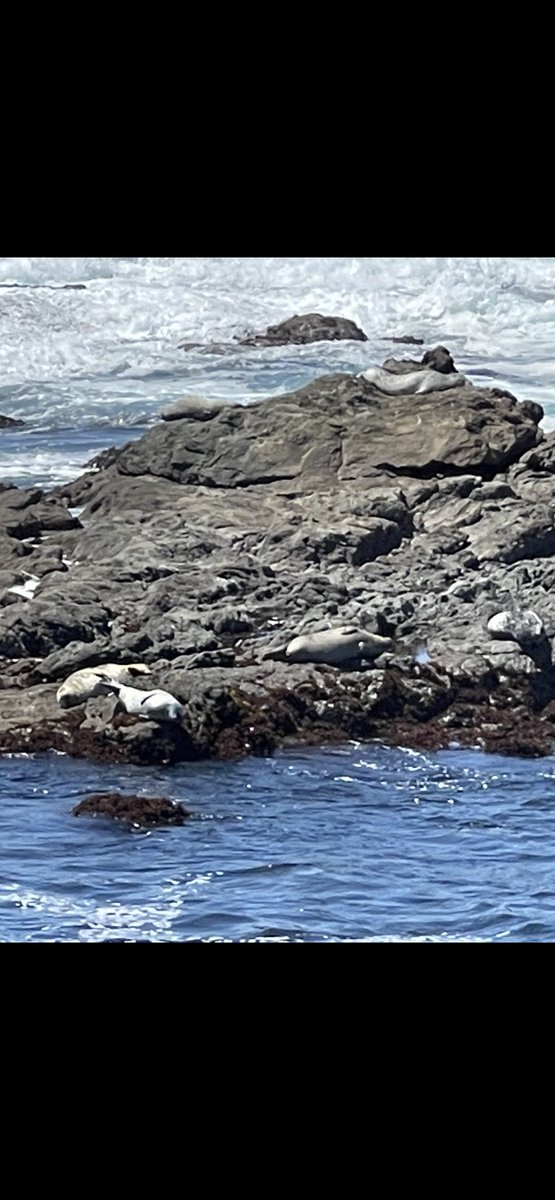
[2,339,555,763]
[234,312,368,347]
[73,792,193,827]
[178,312,368,351]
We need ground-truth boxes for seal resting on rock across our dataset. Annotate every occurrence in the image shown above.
[487,610,545,646]
[487,608,552,670]
[98,677,184,722]
[358,365,467,395]
[56,663,151,709]
[285,626,392,666]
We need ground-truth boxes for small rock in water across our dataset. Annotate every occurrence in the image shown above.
[387,335,424,346]
[73,792,193,828]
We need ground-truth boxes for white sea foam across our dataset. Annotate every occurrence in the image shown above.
[1,256,555,388]
[0,448,99,488]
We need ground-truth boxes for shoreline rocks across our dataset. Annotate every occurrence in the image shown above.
[2,342,555,763]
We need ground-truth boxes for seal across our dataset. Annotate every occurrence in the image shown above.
[358,365,466,395]
[98,678,183,722]
[285,626,392,665]
[487,610,545,645]
[56,663,151,709]
[487,609,551,670]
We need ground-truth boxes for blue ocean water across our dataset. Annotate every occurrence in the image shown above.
[3,743,555,943]
[2,257,555,942]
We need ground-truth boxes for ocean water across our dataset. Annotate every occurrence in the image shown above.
[2,744,554,943]
[1,256,555,942]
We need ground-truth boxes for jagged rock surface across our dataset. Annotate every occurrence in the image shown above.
[2,345,555,763]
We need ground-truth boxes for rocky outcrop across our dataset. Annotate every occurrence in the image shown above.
[235,313,368,347]
[2,346,555,763]
[62,370,540,496]
[178,312,368,352]
[0,484,80,546]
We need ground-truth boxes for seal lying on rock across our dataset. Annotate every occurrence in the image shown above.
[487,610,545,645]
[98,678,184,722]
[358,365,467,395]
[285,626,392,665]
[487,609,552,671]
[56,663,151,709]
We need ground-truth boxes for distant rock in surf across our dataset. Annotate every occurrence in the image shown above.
[0,283,86,291]
[0,414,24,429]
[178,312,368,352]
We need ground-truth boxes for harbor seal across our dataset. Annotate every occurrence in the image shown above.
[97,678,183,722]
[56,663,151,709]
[285,626,393,666]
[358,365,467,395]
[487,610,545,645]
[487,609,551,670]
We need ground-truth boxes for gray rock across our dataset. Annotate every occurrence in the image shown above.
[92,373,542,491]
[36,640,128,682]
[236,312,368,347]
[3,352,555,765]
[468,503,555,563]
[0,600,109,659]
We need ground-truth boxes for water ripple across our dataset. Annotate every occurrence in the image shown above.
[1,744,555,941]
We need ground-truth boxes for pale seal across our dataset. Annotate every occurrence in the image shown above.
[98,678,183,722]
[487,609,551,670]
[285,626,392,665]
[160,395,224,422]
[487,610,545,645]
[358,366,466,395]
[56,663,151,709]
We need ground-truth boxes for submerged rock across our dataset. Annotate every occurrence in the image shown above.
[73,792,192,827]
